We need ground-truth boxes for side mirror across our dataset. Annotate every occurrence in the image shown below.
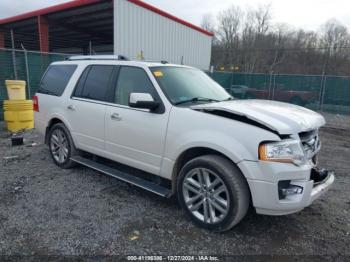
[129,92,160,110]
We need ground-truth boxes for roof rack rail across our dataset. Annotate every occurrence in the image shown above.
[141,59,169,64]
[66,55,129,61]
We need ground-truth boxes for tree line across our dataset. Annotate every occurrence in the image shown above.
[201,5,350,75]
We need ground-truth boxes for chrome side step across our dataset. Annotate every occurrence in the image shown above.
[71,155,172,198]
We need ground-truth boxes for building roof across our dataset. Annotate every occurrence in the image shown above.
[127,0,214,37]
[0,0,214,37]
[0,0,114,51]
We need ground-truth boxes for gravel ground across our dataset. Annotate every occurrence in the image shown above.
[0,113,349,259]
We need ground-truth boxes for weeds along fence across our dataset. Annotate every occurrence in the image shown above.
[209,71,350,115]
[1,47,350,121]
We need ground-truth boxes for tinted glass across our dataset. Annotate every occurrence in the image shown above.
[80,65,114,101]
[38,65,77,96]
[72,66,90,97]
[150,67,230,105]
[115,67,156,105]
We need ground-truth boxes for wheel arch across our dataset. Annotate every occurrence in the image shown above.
[171,146,247,194]
[45,116,72,145]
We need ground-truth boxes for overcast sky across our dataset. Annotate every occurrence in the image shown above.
[0,0,349,31]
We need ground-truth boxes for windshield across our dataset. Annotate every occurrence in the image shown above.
[150,66,231,105]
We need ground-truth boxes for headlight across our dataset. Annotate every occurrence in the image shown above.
[259,139,306,166]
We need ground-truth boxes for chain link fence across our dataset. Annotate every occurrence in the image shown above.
[209,71,350,115]
[1,47,350,120]
[0,48,68,119]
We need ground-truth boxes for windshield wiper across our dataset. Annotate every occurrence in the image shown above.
[223,96,235,101]
[174,97,220,105]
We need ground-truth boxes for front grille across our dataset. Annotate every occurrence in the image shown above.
[299,130,321,161]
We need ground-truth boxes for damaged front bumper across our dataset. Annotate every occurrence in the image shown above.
[309,169,335,204]
[238,161,335,216]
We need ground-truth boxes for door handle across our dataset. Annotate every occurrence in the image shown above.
[67,105,76,111]
[111,113,122,121]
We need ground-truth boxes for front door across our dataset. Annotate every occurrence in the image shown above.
[104,66,169,175]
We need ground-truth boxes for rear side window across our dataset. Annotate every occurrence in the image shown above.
[38,65,77,96]
[74,65,114,102]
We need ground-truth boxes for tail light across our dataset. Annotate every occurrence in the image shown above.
[33,95,39,112]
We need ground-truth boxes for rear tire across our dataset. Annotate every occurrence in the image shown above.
[48,123,77,169]
[177,155,250,232]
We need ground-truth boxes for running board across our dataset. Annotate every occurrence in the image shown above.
[71,155,172,198]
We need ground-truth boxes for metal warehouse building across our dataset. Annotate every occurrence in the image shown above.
[0,0,213,69]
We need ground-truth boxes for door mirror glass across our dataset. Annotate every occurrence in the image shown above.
[129,92,160,110]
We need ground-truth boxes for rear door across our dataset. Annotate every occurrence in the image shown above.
[104,66,169,175]
[67,64,116,156]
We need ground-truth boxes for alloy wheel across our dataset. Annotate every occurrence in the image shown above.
[182,168,230,224]
[50,129,69,164]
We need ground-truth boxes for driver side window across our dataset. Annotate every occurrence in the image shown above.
[115,66,156,106]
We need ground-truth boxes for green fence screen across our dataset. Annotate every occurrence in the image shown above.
[1,48,350,121]
[209,71,350,115]
[0,49,67,120]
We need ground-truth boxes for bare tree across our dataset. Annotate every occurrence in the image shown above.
[200,13,218,46]
[200,13,215,33]
[216,5,242,67]
[209,3,350,75]
[320,19,350,74]
[253,4,272,35]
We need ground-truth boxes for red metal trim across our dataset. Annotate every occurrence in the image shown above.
[38,16,49,52]
[0,0,214,37]
[0,0,104,25]
[127,0,214,37]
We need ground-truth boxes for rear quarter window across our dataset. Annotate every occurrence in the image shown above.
[38,64,77,96]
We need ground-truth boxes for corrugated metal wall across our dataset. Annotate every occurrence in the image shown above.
[114,0,212,70]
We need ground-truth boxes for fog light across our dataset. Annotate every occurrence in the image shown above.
[278,180,303,199]
[281,186,303,196]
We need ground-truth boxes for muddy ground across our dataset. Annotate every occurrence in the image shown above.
[0,112,349,259]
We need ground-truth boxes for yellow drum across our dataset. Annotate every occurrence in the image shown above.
[3,100,34,132]
[5,80,26,100]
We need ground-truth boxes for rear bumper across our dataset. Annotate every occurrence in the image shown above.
[239,161,335,215]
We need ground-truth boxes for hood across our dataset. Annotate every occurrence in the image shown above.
[191,99,325,135]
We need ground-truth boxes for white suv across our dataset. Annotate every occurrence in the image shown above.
[34,55,334,231]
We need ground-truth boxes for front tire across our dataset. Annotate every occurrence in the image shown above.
[48,123,77,169]
[177,155,250,232]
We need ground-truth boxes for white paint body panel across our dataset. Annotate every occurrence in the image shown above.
[35,59,333,217]
[114,0,212,70]
[65,98,106,156]
[105,104,169,175]
[191,99,326,135]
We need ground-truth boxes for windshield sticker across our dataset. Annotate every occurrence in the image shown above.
[153,71,163,77]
